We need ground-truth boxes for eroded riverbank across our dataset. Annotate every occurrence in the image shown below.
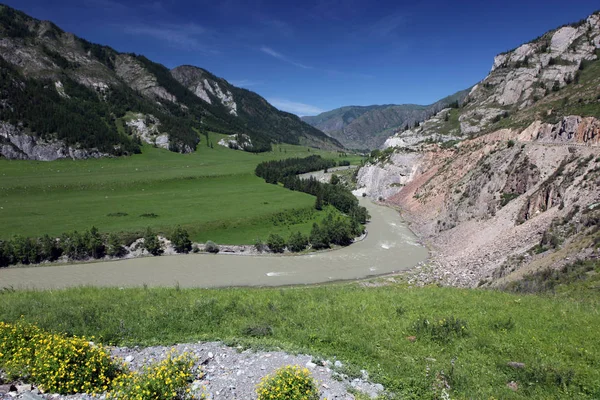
[0,198,428,289]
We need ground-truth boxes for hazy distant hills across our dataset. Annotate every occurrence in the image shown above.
[302,90,469,150]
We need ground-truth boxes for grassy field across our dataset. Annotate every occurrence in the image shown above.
[0,133,364,243]
[1,282,598,399]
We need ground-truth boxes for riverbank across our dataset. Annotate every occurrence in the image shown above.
[0,198,428,289]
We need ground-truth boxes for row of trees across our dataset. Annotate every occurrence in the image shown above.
[0,226,194,268]
[255,155,338,184]
[258,212,363,254]
[255,155,370,245]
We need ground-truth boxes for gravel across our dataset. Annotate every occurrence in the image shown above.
[1,342,385,400]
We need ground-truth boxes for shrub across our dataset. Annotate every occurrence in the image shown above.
[107,351,199,400]
[106,233,125,258]
[309,223,330,250]
[204,241,219,254]
[412,316,469,343]
[242,324,274,337]
[256,365,319,400]
[0,320,120,395]
[288,231,308,252]
[170,226,192,253]
[267,233,286,253]
[254,238,267,253]
[507,140,515,148]
[143,227,162,256]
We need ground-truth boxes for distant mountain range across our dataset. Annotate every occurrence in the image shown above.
[302,90,469,150]
[0,4,341,160]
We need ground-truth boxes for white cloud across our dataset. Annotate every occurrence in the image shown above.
[260,46,312,69]
[229,79,262,88]
[268,98,324,116]
[124,23,216,53]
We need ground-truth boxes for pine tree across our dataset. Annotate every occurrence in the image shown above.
[143,227,162,256]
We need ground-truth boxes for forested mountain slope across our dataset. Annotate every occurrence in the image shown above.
[0,5,341,160]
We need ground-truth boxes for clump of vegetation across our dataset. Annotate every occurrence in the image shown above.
[503,259,599,294]
[287,231,308,252]
[500,192,520,207]
[106,233,125,258]
[256,365,319,400]
[107,351,199,400]
[254,238,267,253]
[243,324,274,338]
[0,320,120,395]
[107,212,129,217]
[267,233,286,253]
[204,241,219,254]
[412,316,469,343]
[140,213,159,218]
[170,226,192,253]
[143,227,162,256]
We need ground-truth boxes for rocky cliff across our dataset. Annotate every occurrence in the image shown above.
[357,11,600,288]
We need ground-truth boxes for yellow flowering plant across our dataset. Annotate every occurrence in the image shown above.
[107,351,202,400]
[257,365,320,400]
[0,320,120,394]
[0,321,200,399]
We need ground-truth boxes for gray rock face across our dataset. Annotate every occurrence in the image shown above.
[115,54,177,103]
[124,113,193,153]
[0,122,107,161]
[355,151,423,200]
[383,108,462,149]
[170,65,238,116]
[463,12,600,132]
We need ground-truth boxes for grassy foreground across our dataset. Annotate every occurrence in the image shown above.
[1,283,598,399]
[0,134,363,244]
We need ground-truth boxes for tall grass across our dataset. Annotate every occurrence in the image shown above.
[1,283,598,399]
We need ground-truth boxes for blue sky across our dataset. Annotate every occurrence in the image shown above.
[6,0,600,115]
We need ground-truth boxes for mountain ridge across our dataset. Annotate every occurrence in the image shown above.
[355,10,600,288]
[302,89,469,150]
[0,4,341,160]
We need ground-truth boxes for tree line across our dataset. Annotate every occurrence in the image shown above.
[255,155,370,249]
[0,226,194,268]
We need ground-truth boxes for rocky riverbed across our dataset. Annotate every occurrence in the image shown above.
[0,342,385,400]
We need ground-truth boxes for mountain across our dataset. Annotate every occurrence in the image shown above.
[355,11,600,288]
[0,5,341,161]
[301,90,469,150]
[170,65,341,151]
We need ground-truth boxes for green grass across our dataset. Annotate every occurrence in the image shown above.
[1,283,598,399]
[0,134,364,243]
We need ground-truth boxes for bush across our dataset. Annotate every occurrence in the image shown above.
[170,226,192,253]
[267,233,286,253]
[0,320,120,395]
[106,233,125,258]
[288,231,308,252]
[309,223,330,250]
[204,241,220,254]
[412,316,469,343]
[254,238,267,253]
[107,352,198,400]
[143,227,162,256]
[256,365,319,400]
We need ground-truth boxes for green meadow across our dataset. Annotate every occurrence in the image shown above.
[1,281,598,399]
[0,133,363,243]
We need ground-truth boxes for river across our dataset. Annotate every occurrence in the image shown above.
[0,199,428,290]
